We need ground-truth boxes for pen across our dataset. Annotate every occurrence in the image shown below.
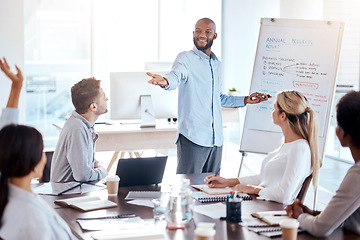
[250,94,271,101]
[58,182,83,196]
[208,168,221,185]
[76,214,136,220]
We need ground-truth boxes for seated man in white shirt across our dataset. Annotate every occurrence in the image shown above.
[0,57,23,129]
[50,78,107,182]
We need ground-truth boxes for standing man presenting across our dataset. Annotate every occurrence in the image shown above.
[147,18,269,174]
[50,78,107,182]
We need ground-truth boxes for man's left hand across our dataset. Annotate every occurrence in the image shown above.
[244,92,271,104]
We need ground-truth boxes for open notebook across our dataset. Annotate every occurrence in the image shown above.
[251,210,293,225]
[55,195,117,212]
[192,184,232,195]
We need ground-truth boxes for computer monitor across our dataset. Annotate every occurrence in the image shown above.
[110,71,178,127]
[144,62,173,71]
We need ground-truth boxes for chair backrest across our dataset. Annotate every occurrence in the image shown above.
[296,173,313,203]
[40,151,54,183]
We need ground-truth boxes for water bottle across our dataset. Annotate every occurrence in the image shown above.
[165,179,194,226]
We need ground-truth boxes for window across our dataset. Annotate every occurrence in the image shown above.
[24,0,221,147]
[324,0,360,162]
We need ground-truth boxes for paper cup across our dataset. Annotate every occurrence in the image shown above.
[279,219,299,240]
[194,227,216,240]
[106,175,120,196]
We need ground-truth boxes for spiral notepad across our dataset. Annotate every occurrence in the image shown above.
[125,191,163,200]
[197,193,252,203]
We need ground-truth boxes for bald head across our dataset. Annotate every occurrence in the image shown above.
[195,18,216,32]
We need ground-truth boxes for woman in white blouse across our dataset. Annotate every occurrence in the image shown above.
[0,125,75,240]
[204,90,320,204]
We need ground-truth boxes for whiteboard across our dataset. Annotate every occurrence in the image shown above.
[240,18,344,157]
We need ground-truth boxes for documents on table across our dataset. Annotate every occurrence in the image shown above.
[126,199,154,208]
[32,181,105,195]
[77,216,144,231]
[92,229,166,240]
[193,203,226,219]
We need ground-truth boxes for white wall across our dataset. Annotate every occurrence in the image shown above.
[280,0,323,19]
[0,0,25,122]
[221,0,280,95]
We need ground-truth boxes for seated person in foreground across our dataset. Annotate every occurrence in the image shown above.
[50,78,107,182]
[204,90,320,205]
[0,57,23,129]
[0,125,75,239]
[285,91,360,237]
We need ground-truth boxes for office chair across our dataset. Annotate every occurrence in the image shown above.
[40,151,54,183]
[296,173,313,203]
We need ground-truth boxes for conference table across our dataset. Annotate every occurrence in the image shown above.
[53,120,178,171]
[53,108,240,172]
[39,173,360,240]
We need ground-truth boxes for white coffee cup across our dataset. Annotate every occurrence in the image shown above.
[194,227,216,240]
[279,219,299,240]
[106,175,120,196]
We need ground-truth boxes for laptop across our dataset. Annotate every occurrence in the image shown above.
[115,156,167,187]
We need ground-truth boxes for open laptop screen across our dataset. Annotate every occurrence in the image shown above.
[115,156,167,187]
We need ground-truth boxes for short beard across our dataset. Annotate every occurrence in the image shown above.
[193,37,214,51]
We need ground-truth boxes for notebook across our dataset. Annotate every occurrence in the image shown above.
[125,191,163,200]
[191,191,252,203]
[241,219,304,237]
[192,184,232,195]
[116,156,167,187]
[251,210,293,225]
[241,221,283,238]
[54,195,117,212]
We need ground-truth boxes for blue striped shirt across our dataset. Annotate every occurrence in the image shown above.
[165,47,246,147]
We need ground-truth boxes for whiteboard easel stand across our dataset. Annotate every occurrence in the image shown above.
[237,151,247,177]
[238,18,344,211]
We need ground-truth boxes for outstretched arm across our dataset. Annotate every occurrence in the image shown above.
[0,57,23,108]
[147,72,169,88]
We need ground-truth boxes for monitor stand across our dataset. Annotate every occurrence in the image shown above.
[140,95,156,128]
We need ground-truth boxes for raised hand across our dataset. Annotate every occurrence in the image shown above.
[0,57,23,87]
[0,57,23,108]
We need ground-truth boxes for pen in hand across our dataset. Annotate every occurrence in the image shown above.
[208,168,221,185]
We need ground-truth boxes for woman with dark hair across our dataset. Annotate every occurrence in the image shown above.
[0,125,74,239]
[285,91,360,237]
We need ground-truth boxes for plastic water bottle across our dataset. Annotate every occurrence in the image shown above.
[165,179,194,226]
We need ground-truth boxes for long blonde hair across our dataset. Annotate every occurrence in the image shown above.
[276,90,320,187]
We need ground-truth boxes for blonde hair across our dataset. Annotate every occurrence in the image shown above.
[276,90,320,187]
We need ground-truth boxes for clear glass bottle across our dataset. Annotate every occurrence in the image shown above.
[165,179,194,225]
